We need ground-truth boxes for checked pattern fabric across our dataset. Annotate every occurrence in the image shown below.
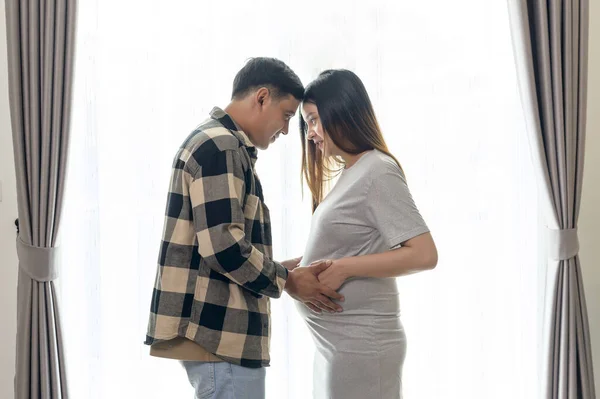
[145,107,288,367]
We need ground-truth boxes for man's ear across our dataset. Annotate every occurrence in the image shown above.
[255,87,270,107]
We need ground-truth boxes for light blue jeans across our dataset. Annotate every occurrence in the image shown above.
[180,361,266,399]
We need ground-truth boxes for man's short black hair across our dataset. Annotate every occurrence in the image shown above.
[231,57,304,101]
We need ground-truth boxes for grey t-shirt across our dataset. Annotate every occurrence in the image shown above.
[296,150,430,398]
[300,149,429,276]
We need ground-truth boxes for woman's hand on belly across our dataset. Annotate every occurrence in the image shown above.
[315,259,350,291]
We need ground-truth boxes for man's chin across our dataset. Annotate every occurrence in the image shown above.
[255,142,270,151]
[262,138,277,149]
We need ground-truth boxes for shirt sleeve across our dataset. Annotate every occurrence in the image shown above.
[366,164,430,249]
[189,149,288,298]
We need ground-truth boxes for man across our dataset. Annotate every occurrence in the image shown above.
[145,57,343,399]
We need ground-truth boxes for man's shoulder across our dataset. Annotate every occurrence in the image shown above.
[176,118,245,174]
[184,118,242,156]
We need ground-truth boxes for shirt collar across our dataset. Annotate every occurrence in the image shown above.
[209,107,257,162]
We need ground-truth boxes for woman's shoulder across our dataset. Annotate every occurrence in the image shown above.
[362,150,404,178]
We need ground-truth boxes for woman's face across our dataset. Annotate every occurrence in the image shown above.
[301,102,338,158]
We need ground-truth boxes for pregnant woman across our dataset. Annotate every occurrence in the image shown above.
[295,69,438,399]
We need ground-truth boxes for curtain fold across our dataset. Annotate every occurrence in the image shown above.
[5,0,78,397]
[507,1,595,398]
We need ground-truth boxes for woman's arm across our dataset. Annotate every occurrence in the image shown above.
[317,232,438,290]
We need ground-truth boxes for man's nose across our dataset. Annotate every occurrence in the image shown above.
[281,120,290,135]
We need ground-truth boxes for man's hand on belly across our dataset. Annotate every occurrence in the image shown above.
[281,256,303,271]
[285,260,345,313]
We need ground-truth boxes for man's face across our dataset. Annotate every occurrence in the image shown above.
[251,92,300,150]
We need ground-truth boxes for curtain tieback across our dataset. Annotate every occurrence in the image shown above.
[547,228,579,261]
[16,236,60,281]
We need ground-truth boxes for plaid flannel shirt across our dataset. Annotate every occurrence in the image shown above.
[145,107,288,368]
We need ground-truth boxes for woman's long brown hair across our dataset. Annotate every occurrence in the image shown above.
[300,69,402,212]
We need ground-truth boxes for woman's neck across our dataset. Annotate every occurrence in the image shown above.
[341,150,372,169]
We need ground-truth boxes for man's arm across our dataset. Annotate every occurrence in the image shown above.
[189,149,287,298]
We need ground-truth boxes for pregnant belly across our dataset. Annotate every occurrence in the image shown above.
[330,276,400,315]
[295,277,403,354]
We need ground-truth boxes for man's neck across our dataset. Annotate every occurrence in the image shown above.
[224,101,252,138]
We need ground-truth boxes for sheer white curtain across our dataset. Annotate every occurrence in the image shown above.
[59,1,540,398]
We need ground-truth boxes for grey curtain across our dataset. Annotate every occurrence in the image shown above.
[4,0,77,398]
[508,1,596,398]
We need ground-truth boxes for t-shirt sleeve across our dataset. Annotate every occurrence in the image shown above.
[366,164,430,249]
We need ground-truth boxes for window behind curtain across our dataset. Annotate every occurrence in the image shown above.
[59,1,539,398]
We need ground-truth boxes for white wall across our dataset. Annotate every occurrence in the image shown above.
[0,2,598,398]
[580,0,600,392]
[0,0,18,398]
